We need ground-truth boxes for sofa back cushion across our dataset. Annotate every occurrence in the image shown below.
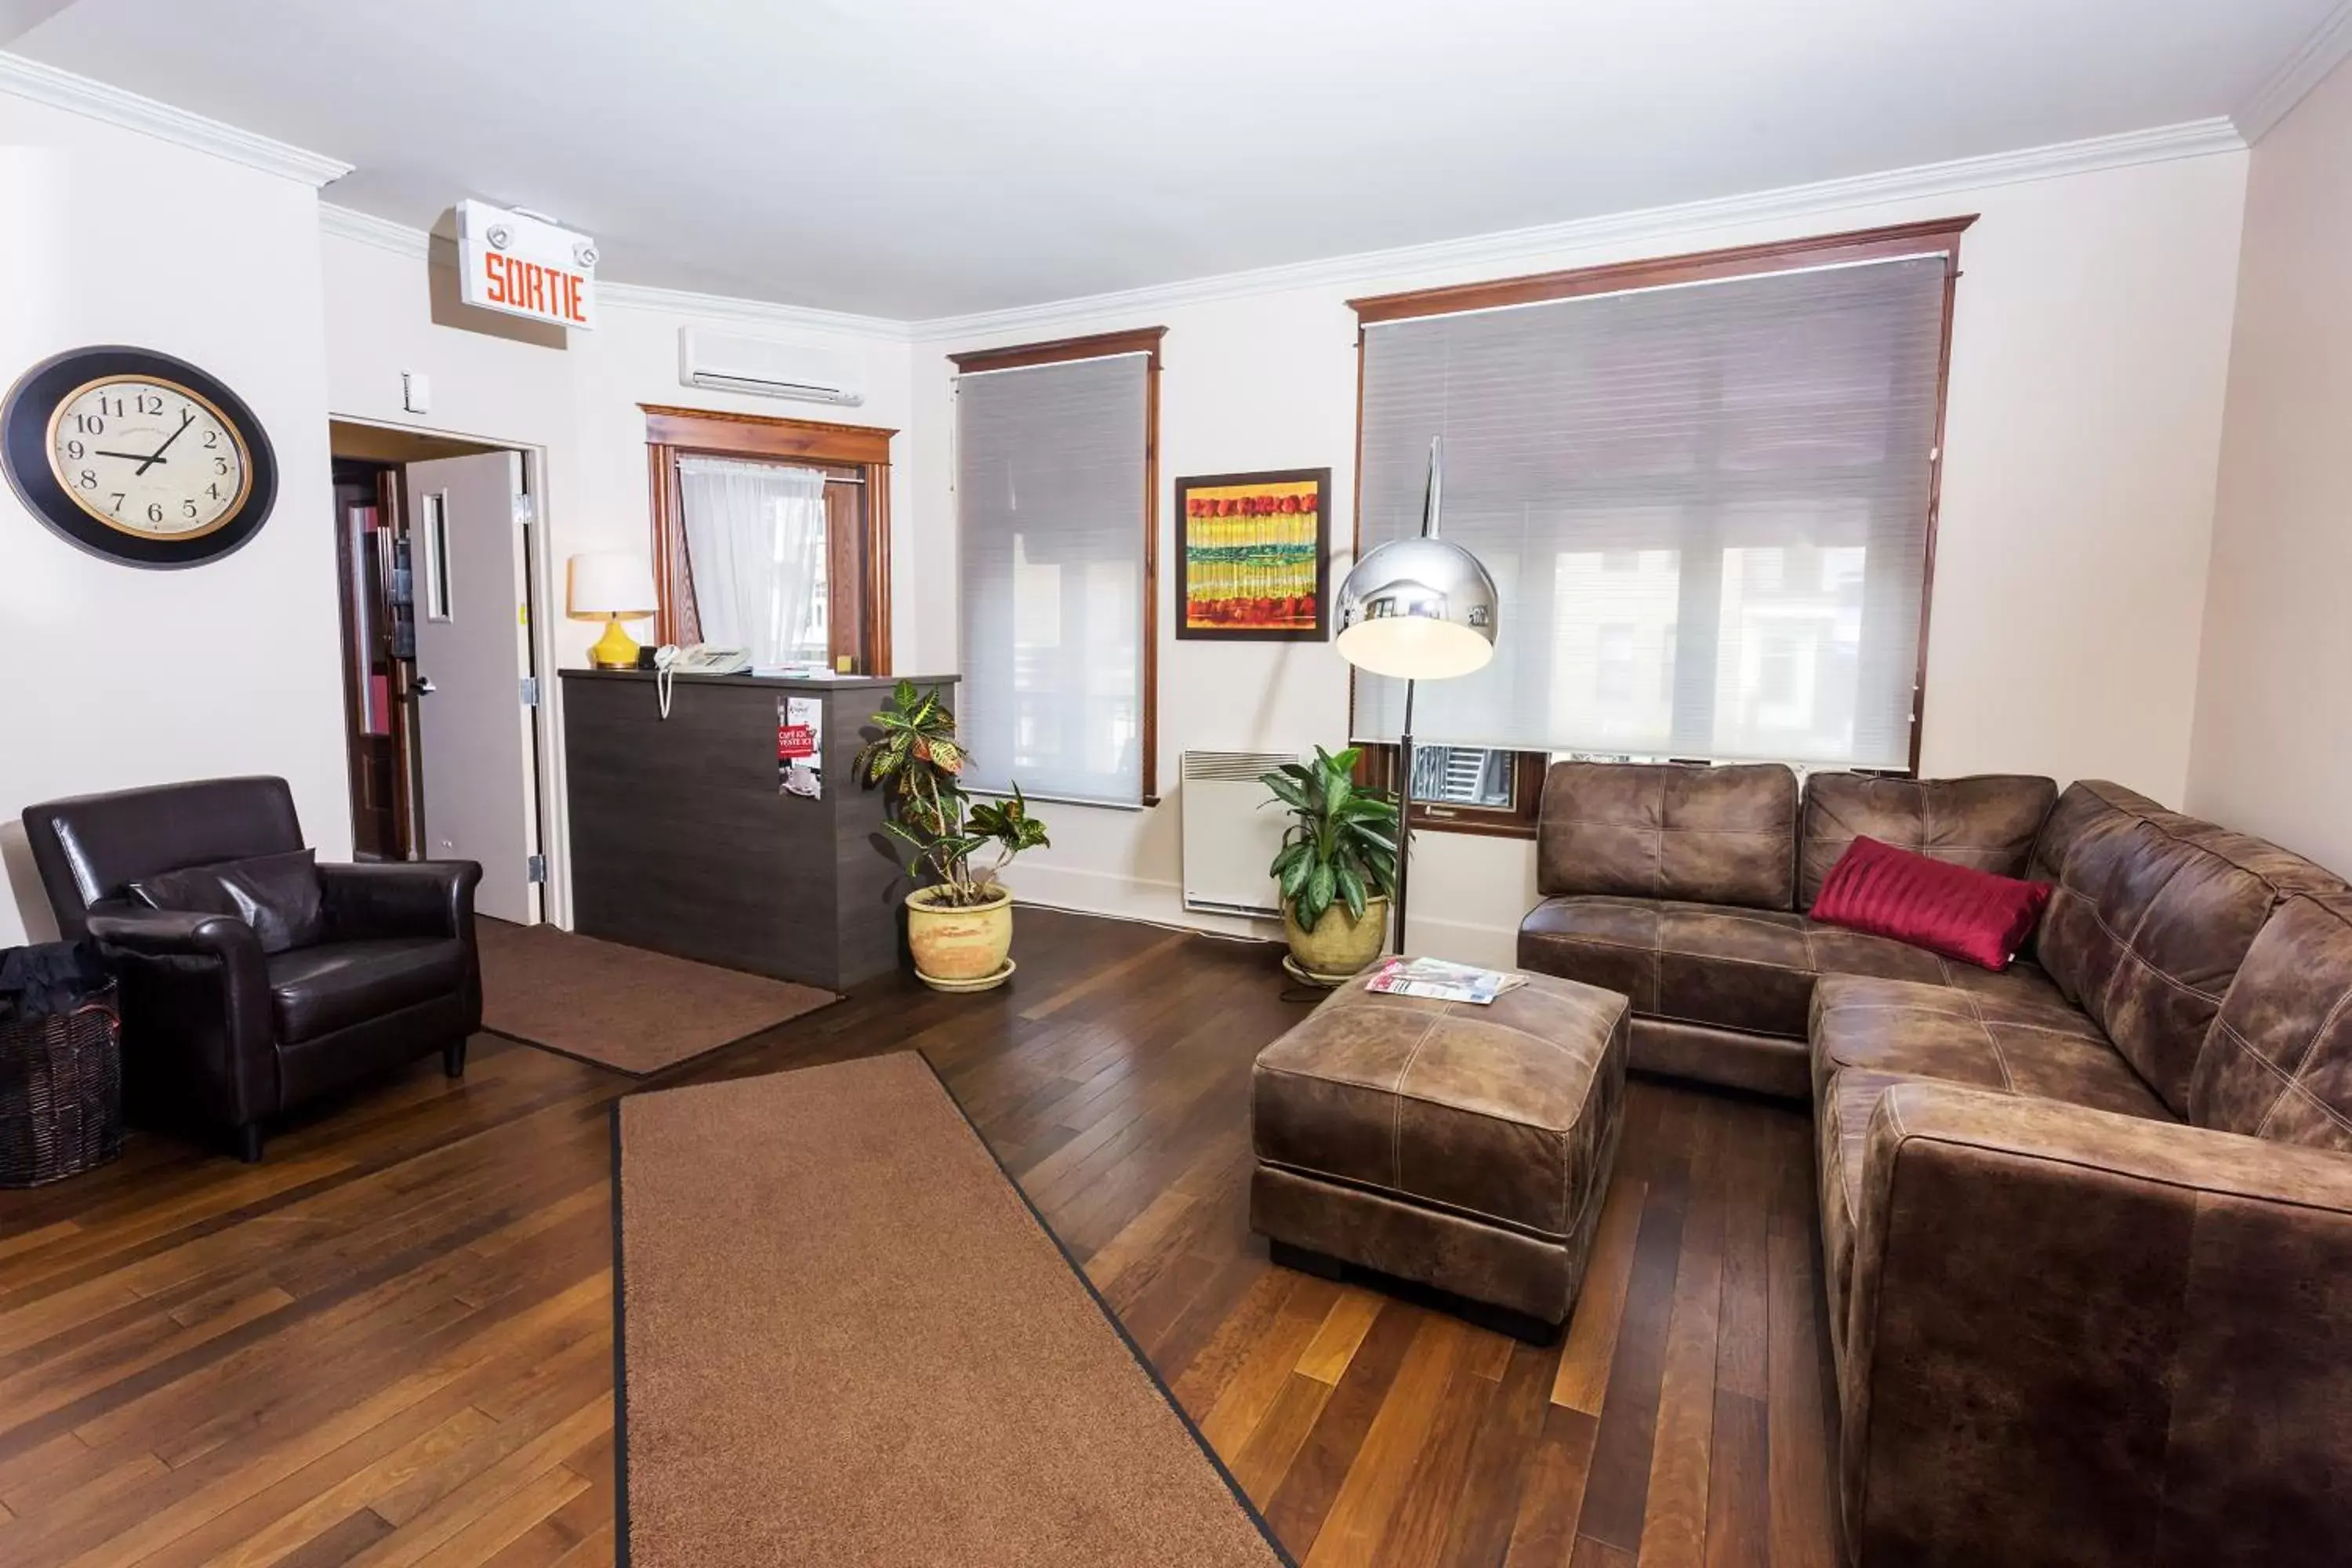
[2031,781,2347,1115]
[2190,895,2352,1151]
[1536,761,1797,910]
[1798,773,2056,909]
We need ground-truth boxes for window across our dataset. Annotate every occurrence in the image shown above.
[1348,219,1968,797]
[951,328,1163,807]
[644,405,895,673]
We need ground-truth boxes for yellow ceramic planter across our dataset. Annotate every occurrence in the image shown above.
[1282,895,1389,981]
[906,886,1014,989]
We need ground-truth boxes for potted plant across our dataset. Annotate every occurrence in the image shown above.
[856,681,1050,992]
[1261,746,1399,980]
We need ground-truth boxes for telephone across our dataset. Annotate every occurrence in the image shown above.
[652,643,750,718]
[657,644,751,676]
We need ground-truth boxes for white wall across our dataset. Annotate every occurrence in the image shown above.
[2184,54,2352,874]
[0,93,343,946]
[318,230,916,924]
[908,149,2250,965]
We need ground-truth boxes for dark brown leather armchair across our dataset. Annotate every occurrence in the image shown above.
[21,776,481,1162]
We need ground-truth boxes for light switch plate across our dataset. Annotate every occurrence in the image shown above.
[401,371,431,413]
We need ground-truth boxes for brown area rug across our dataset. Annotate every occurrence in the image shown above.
[612,1053,1290,1568]
[475,918,833,1076]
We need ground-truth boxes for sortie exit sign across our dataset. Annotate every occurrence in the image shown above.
[456,199,599,330]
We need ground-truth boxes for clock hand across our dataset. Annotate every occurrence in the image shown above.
[134,412,194,476]
[92,448,159,463]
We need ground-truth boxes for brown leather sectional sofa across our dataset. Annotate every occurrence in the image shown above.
[1518,763,2352,1566]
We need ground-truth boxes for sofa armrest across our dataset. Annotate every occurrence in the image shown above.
[318,860,481,942]
[84,907,278,1128]
[1840,1080,2352,1566]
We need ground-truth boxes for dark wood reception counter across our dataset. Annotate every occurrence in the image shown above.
[559,669,956,990]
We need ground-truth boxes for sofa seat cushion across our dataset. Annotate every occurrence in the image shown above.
[1519,895,2059,1043]
[1810,975,2175,1122]
[267,938,467,1044]
[1250,971,1628,1240]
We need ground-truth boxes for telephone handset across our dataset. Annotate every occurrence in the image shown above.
[652,643,751,717]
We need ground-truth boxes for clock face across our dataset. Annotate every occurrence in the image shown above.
[47,376,252,539]
[2,346,277,568]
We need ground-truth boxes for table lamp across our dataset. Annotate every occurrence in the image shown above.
[1333,436,1498,955]
[568,552,658,670]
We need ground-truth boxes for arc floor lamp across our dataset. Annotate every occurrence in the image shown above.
[1333,437,1499,956]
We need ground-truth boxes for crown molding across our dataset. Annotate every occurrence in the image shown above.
[2235,2,2352,143]
[0,50,350,186]
[599,280,911,341]
[319,201,430,257]
[318,202,911,339]
[907,117,2245,343]
[333,114,2244,348]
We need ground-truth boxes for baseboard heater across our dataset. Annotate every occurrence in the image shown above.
[1180,750,1300,920]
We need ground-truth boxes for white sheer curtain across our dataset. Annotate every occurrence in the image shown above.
[677,456,829,666]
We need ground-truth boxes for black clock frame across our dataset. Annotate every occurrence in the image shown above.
[2,344,278,569]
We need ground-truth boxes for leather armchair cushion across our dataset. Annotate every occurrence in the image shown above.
[2190,893,2352,1151]
[2031,781,2346,1116]
[1518,895,2068,1041]
[1251,972,1627,1239]
[1798,772,2055,910]
[129,848,325,954]
[1535,760,1798,910]
[267,938,468,1044]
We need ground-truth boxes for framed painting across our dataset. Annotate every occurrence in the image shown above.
[1174,467,1331,641]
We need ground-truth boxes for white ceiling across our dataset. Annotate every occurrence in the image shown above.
[7,0,2343,318]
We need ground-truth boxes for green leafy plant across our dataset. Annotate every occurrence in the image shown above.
[1262,746,1399,931]
[856,680,1050,906]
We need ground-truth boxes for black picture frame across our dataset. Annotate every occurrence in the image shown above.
[2,344,278,569]
[1172,466,1331,643]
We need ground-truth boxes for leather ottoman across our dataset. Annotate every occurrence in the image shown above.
[1249,969,1629,1341]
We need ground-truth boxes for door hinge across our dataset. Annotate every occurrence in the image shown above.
[512,492,535,525]
[526,854,547,884]
[519,677,539,708]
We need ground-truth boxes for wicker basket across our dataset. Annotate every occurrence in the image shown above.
[0,979,123,1187]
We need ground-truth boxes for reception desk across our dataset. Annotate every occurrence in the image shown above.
[560,669,956,990]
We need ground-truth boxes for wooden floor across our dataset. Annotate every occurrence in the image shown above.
[0,909,1840,1566]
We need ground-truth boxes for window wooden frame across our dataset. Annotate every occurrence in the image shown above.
[1343,216,1975,831]
[642,404,896,674]
[948,326,1166,807]
[1356,743,1548,840]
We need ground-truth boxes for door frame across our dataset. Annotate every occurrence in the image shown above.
[328,414,568,929]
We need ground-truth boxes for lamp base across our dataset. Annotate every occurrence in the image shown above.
[587,617,642,670]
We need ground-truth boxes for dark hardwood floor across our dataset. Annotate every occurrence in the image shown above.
[0,908,1839,1566]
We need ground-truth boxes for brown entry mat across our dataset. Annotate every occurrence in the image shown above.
[475,918,833,1076]
[612,1053,1292,1567]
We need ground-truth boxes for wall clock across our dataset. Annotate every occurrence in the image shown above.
[2,345,278,568]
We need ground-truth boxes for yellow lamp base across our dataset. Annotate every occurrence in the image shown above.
[587,617,642,670]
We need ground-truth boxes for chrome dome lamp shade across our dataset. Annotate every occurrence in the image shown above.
[1330,436,1499,960]
[1333,535,1499,679]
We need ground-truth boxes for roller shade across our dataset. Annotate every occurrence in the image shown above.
[956,352,1149,804]
[1352,254,1951,769]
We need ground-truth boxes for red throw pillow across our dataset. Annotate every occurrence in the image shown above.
[1810,836,2053,971]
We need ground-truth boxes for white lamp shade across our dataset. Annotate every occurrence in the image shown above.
[568,552,657,620]
[1334,614,1495,681]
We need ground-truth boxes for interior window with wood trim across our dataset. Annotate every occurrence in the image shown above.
[950,328,1163,808]
[1347,218,1973,836]
[643,404,896,674]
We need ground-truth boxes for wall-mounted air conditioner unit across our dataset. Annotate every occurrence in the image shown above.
[677,327,865,406]
[1181,750,1300,920]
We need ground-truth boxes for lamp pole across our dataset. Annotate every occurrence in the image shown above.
[1331,434,1496,967]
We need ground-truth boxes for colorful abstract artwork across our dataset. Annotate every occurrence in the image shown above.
[1174,467,1331,641]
